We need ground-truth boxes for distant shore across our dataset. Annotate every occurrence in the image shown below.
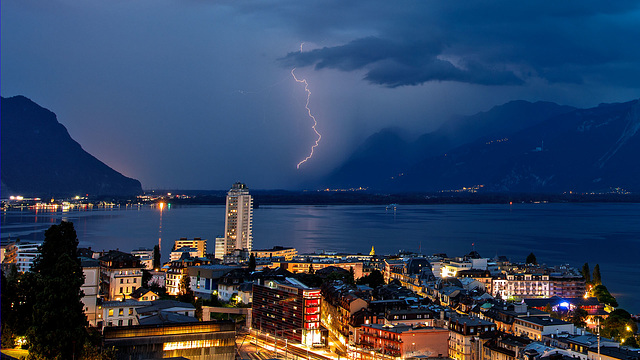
[4,191,640,208]
[146,191,640,206]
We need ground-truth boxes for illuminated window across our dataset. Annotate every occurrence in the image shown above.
[108,309,114,316]
[119,309,124,316]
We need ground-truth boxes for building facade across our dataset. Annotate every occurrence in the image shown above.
[188,264,235,300]
[251,246,298,261]
[448,316,497,360]
[2,240,42,272]
[355,324,449,359]
[131,248,154,270]
[271,259,364,279]
[103,320,236,360]
[223,182,253,254]
[81,257,101,327]
[99,251,144,301]
[102,300,150,328]
[174,237,207,257]
[513,316,574,341]
[252,278,324,347]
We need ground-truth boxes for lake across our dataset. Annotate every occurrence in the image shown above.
[2,203,639,312]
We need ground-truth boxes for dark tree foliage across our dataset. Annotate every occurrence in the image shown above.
[27,221,87,360]
[142,269,152,288]
[601,308,637,341]
[308,263,315,274]
[2,267,38,341]
[153,245,161,269]
[356,269,386,289]
[82,328,117,360]
[593,285,618,307]
[592,264,602,285]
[248,253,256,272]
[571,308,588,328]
[295,273,323,287]
[581,263,591,283]
[526,252,537,265]
[178,274,194,303]
[325,270,355,285]
[624,336,639,348]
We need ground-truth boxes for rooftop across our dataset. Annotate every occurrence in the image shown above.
[102,300,151,308]
[516,316,571,326]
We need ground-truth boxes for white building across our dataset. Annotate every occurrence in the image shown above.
[81,257,101,327]
[493,273,550,299]
[102,300,151,328]
[131,248,154,269]
[173,238,207,257]
[441,258,488,278]
[214,237,227,260]
[513,316,574,340]
[2,240,42,272]
[98,251,144,301]
[222,182,253,254]
[169,247,199,261]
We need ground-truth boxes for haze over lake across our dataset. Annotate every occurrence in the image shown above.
[2,203,638,312]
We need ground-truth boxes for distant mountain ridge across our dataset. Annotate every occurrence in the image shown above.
[1,95,143,197]
[323,99,640,193]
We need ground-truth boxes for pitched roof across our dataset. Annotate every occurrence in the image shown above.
[129,287,159,299]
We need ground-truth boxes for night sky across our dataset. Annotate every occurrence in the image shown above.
[2,1,640,190]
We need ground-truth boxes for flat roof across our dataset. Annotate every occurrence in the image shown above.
[516,316,571,326]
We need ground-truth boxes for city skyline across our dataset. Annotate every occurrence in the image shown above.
[2,1,640,189]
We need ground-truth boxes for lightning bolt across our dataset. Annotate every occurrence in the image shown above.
[292,43,322,169]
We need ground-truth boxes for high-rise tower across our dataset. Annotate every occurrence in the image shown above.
[224,182,253,253]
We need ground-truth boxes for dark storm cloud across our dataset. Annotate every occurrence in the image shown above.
[270,0,640,88]
[281,37,524,87]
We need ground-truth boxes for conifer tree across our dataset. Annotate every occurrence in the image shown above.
[27,221,87,360]
[593,264,602,285]
[248,253,256,272]
[582,263,591,283]
[153,244,161,269]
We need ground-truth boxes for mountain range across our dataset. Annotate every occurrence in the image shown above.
[323,99,640,193]
[2,95,638,196]
[1,96,143,197]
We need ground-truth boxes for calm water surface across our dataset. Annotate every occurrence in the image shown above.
[2,203,639,312]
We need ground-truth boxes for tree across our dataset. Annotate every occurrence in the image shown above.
[308,264,315,274]
[601,308,637,341]
[27,221,87,360]
[356,269,385,289]
[348,266,356,285]
[248,253,256,272]
[624,336,639,348]
[153,244,161,269]
[178,273,194,303]
[581,263,591,283]
[526,252,537,265]
[142,269,152,288]
[592,285,618,307]
[592,264,602,285]
[571,308,588,328]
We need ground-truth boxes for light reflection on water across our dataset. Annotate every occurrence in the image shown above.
[2,203,639,312]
